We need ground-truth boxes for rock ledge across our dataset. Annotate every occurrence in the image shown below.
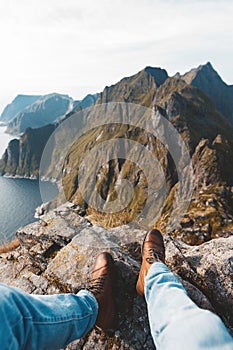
[0,203,232,349]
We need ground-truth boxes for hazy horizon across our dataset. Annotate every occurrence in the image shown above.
[0,0,232,113]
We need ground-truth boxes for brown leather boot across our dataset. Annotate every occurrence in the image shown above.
[88,252,116,331]
[136,229,165,297]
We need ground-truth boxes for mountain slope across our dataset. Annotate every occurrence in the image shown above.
[0,95,41,123]
[154,77,233,153]
[1,63,232,244]
[60,68,233,243]
[75,93,100,110]
[97,66,168,106]
[182,62,233,124]
[6,93,73,134]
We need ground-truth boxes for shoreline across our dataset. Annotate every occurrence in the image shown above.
[1,174,59,184]
[2,174,38,180]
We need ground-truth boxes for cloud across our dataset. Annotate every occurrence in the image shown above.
[0,0,232,109]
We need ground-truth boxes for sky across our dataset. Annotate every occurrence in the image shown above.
[0,0,232,112]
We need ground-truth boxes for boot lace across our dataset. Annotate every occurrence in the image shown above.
[87,274,107,297]
[146,247,164,264]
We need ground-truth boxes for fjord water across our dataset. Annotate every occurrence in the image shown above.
[0,126,58,243]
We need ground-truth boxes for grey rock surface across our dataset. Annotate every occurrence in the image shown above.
[0,202,232,349]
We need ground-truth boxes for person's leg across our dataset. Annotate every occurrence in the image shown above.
[136,229,233,350]
[0,252,116,350]
[145,263,233,350]
[0,283,97,350]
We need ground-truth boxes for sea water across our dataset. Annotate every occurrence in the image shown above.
[0,126,58,243]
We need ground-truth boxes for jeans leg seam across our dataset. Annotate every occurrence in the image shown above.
[32,313,95,324]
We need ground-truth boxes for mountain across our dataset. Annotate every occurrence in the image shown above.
[1,63,233,245]
[0,65,232,347]
[60,66,233,244]
[0,124,55,177]
[74,93,100,110]
[1,92,100,135]
[0,93,99,177]
[65,93,100,118]
[0,95,41,123]
[181,62,233,124]
[5,93,73,134]
[98,66,168,106]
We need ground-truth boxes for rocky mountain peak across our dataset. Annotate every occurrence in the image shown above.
[181,62,233,124]
[98,66,168,106]
[182,61,225,86]
[144,66,168,87]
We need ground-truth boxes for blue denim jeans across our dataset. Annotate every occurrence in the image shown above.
[145,263,233,350]
[0,283,98,350]
[0,263,233,350]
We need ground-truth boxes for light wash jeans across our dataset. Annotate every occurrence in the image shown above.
[0,263,232,350]
[0,283,98,350]
[145,263,233,350]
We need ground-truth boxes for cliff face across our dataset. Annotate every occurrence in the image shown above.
[0,203,232,349]
[0,124,55,177]
[0,93,99,177]
[0,139,20,175]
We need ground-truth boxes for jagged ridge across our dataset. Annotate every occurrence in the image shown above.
[1,63,233,244]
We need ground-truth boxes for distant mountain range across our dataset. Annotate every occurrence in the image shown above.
[0,95,41,123]
[0,92,99,134]
[0,62,232,244]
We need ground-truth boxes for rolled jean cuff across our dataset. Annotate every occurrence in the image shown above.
[76,290,98,331]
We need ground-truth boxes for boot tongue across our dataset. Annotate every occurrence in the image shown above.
[144,240,164,249]
[92,265,108,278]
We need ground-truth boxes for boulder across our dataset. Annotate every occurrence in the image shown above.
[0,203,232,349]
